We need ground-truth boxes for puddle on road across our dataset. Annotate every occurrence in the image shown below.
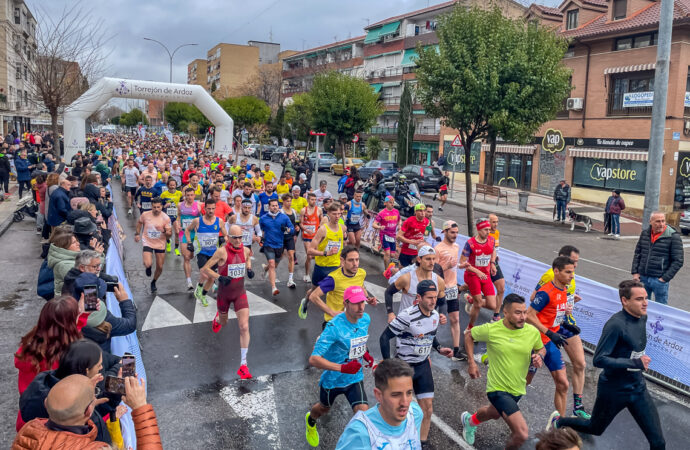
[0,293,21,310]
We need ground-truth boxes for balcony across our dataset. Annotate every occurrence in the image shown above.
[381,96,400,105]
[366,66,402,79]
[606,92,652,116]
[370,125,440,136]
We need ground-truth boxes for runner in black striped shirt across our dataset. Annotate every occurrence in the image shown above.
[378,279,452,447]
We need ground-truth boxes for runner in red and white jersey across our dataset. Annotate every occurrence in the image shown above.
[396,204,429,268]
[460,219,497,331]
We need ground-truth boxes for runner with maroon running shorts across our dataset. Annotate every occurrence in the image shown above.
[460,219,497,331]
[201,224,255,379]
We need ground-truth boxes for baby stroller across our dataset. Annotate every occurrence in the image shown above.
[13,195,38,222]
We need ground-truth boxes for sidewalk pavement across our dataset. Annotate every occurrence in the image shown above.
[0,184,21,238]
[423,178,643,237]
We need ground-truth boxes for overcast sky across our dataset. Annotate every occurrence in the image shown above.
[27,0,561,86]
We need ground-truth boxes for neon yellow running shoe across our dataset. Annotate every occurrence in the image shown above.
[174,248,180,256]
[305,412,319,447]
[166,242,171,253]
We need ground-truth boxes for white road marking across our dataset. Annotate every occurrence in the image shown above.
[431,414,474,449]
[220,375,281,448]
[141,296,191,331]
[552,251,628,273]
[193,291,286,323]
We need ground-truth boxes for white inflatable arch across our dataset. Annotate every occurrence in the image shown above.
[63,77,234,161]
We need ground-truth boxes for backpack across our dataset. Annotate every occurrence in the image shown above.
[337,175,348,193]
[37,260,55,301]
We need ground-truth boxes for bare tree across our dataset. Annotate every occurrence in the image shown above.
[240,64,282,112]
[26,2,109,151]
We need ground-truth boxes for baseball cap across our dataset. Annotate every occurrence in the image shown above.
[385,195,394,203]
[299,173,307,180]
[344,286,367,304]
[442,220,458,231]
[86,301,107,327]
[414,203,426,211]
[416,279,438,296]
[292,185,301,191]
[476,220,490,230]
[418,246,435,257]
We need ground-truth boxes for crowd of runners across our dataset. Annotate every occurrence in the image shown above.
[46,131,665,449]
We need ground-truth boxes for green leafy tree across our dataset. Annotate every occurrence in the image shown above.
[119,108,148,127]
[397,82,415,167]
[218,96,271,131]
[164,102,211,133]
[269,104,285,140]
[415,6,571,233]
[366,136,383,161]
[306,71,384,165]
[110,116,120,125]
[284,94,313,147]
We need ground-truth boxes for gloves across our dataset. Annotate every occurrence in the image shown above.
[435,236,442,242]
[218,275,232,285]
[546,329,569,348]
[363,351,374,368]
[340,360,362,374]
[560,322,581,336]
[247,269,255,279]
[187,243,194,253]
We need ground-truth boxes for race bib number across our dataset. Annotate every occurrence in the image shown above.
[304,224,316,234]
[552,308,566,327]
[242,230,252,246]
[384,234,395,243]
[147,228,161,239]
[227,263,245,278]
[325,240,341,254]
[181,218,193,229]
[166,206,178,217]
[408,244,417,250]
[566,294,575,307]
[475,254,491,267]
[198,234,218,249]
[141,201,152,210]
[445,285,459,301]
[415,338,433,357]
[348,335,368,360]
[628,350,645,372]
[350,214,360,224]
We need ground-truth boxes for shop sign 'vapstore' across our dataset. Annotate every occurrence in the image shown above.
[573,158,647,193]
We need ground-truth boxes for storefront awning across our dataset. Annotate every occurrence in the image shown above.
[382,81,401,88]
[569,148,648,161]
[481,144,536,155]
[604,63,655,75]
[401,49,418,67]
[370,83,383,93]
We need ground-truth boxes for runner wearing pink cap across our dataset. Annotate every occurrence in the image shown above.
[460,219,497,331]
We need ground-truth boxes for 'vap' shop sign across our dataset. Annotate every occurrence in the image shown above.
[623,91,654,108]
[541,128,565,153]
[573,158,647,193]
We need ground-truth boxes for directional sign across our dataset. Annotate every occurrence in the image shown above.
[310,130,326,136]
[451,135,462,147]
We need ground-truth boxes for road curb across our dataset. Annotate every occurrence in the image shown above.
[0,213,12,239]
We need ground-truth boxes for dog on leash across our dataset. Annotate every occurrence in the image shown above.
[568,208,592,232]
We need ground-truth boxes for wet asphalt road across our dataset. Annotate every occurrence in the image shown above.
[0,161,689,449]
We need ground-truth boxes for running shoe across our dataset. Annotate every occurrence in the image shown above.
[452,348,467,361]
[237,364,253,380]
[464,293,473,314]
[298,297,308,319]
[212,312,222,333]
[272,287,280,296]
[573,408,591,420]
[287,279,296,288]
[433,193,438,201]
[200,294,209,307]
[150,280,157,293]
[460,411,476,445]
[303,274,311,283]
[491,313,501,322]
[187,280,194,290]
[438,207,443,212]
[383,262,396,279]
[145,266,152,277]
[305,412,319,447]
[546,410,561,430]
[166,242,171,253]
[175,248,181,256]
[127,208,132,216]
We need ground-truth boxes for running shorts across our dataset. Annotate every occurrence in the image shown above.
[464,272,496,297]
[543,340,564,372]
[217,282,248,313]
[490,263,504,283]
[126,186,137,196]
[312,264,337,287]
[263,246,284,261]
[302,237,312,243]
[283,236,295,252]
[197,253,218,271]
[380,234,396,252]
[446,299,459,313]
[143,246,165,254]
[411,359,434,399]
[347,223,361,233]
[399,253,416,268]
[487,391,522,417]
[319,381,368,409]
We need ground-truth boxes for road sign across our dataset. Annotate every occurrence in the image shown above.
[451,135,462,147]
[352,134,359,143]
[310,130,326,136]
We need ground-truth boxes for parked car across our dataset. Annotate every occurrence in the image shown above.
[330,158,365,176]
[400,164,444,192]
[260,145,278,160]
[358,160,399,181]
[308,152,338,171]
[244,143,260,158]
[680,210,690,235]
[271,146,290,162]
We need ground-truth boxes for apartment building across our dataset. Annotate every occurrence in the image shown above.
[187,58,208,89]
[485,0,690,216]
[0,0,39,135]
[280,36,366,101]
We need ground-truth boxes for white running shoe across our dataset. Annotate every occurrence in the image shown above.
[287,279,296,288]
[303,274,311,283]
[464,293,473,314]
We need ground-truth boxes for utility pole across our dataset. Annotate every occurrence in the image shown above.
[643,0,674,228]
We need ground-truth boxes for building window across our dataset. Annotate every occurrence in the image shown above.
[608,71,654,116]
[564,46,575,58]
[613,0,627,20]
[615,32,658,51]
[566,9,579,30]
[14,8,20,24]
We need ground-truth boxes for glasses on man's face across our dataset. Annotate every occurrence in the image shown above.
[84,263,101,272]
[229,235,243,240]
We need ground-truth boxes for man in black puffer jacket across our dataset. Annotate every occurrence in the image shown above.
[632,212,684,305]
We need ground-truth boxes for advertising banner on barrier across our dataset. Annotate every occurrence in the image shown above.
[364,222,690,388]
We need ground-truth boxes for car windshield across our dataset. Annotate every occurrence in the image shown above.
[423,167,442,176]
[366,161,380,167]
[381,162,396,168]
[352,159,364,164]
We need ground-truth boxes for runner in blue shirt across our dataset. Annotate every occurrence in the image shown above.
[257,181,278,217]
[304,286,375,447]
[336,358,423,450]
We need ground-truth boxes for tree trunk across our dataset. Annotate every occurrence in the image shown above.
[339,139,347,172]
[51,111,61,157]
[485,135,496,186]
[464,138,474,236]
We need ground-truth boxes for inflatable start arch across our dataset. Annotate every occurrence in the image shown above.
[63,77,234,161]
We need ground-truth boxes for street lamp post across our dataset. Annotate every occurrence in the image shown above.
[143,38,198,127]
